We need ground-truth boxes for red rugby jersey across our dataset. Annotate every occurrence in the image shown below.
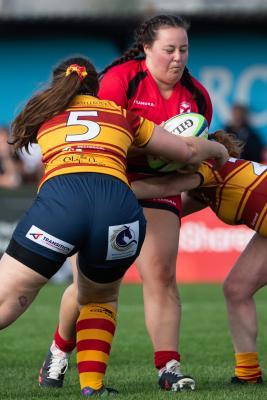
[99,59,212,178]
[99,59,212,126]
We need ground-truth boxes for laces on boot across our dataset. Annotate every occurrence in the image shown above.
[39,350,69,388]
[158,359,196,391]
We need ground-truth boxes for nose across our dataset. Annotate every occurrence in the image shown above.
[173,50,182,62]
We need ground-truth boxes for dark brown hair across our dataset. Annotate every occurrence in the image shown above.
[209,130,244,158]
[99,15,207,115]
[11,56,99,152]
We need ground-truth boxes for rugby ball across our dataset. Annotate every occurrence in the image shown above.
[147,112,208,172]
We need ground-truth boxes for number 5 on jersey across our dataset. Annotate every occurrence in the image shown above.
[65,111,101,142]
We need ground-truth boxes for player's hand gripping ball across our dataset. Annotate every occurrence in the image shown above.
[147,112,208,172]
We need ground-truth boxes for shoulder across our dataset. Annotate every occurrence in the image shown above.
[190,75,210,96]
[103,60,144,80]
[189,74,213,123]
[99,60,147,106]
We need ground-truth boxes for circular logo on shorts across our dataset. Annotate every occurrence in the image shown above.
[111,225,137,252]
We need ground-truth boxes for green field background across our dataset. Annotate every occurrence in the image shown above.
[1,283,267,399]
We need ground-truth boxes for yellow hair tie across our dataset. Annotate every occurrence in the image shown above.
[65,64,88,81]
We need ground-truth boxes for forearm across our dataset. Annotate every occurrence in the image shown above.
[131,179,166,199]
[183,137,228,168]
[145,126,228,169]
[131,173,201,200]
[127,146,147,158]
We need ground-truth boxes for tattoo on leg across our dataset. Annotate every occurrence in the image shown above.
[18,296,28,308]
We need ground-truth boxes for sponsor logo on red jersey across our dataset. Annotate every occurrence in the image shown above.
[179,101,191,114]
[133,100,156,107]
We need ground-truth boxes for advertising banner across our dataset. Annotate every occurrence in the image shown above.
[123,208,253,283]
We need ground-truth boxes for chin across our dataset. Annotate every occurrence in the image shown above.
[168,73,182,84]
[169,69,182,79]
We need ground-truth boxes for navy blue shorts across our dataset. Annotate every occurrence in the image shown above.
[6,173,146,283]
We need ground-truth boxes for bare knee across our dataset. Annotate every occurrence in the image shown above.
[223,277,251,304]
[139,261,180,308]
[140,259,177,289]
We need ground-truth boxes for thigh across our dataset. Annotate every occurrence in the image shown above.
[225,233,267,295]
[0,253,47,326]
[136,207,180,280]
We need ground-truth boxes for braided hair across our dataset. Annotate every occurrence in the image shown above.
[99,15,207,115]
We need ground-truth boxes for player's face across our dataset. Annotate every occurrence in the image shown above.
[144,27,188,86]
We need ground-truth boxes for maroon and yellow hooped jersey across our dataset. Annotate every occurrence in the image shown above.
[196,158,267,236]
[37,95,154,189]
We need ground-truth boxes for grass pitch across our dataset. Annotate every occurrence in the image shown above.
[1,283,267,399]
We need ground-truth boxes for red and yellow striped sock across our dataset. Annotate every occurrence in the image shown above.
[76,303,117,391]
[235,352,262,382]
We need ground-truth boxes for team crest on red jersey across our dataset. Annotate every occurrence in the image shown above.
[179,102,191,114]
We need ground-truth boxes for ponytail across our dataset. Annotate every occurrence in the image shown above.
[11,56,99,152]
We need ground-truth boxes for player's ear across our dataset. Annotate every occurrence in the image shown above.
[143,44,151,57]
